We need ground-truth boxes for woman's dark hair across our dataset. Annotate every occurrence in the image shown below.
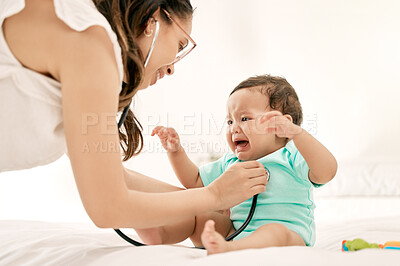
[93,0,194,161]
[230,75,303,126]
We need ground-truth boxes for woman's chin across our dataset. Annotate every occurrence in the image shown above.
[137,80,151,90]
[149,79,157,86]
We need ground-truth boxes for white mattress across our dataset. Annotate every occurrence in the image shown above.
[2,160,400,265]
[1,215,399,266]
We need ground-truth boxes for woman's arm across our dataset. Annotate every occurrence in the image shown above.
[58,25,267,229]
[123,167,185,192]
[58,25,216,228]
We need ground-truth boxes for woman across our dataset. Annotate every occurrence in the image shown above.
[0,0,267,243]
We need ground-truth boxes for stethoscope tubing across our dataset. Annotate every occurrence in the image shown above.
[115,100,259,248]
[113,195,258,249]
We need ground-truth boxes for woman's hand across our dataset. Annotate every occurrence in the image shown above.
[207,161,268,210]
[151,126,181,153]
[257,111,302,139]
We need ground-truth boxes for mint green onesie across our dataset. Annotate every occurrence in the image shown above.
[199,140,322,246]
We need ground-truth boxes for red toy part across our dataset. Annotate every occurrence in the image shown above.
[342,240,348,251]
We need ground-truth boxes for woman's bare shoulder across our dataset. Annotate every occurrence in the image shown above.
[3,0,118,83]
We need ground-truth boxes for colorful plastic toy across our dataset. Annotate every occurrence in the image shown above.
[342,239,400,251]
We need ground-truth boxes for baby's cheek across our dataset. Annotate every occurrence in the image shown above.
[227,142,235,153]
[225,129,232,142]
[250,135,267,152]
[248,121,264,135]
[225,136,235,153]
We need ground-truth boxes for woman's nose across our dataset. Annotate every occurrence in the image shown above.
[166,64,175,75]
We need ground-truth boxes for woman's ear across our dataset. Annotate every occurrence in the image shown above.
[284,114,293,123]
[144,7,161,36]
[144,18,156,36]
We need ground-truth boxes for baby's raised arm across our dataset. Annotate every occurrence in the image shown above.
[152,126,203,188]
[259,111,337,185]
[292,129,337,185]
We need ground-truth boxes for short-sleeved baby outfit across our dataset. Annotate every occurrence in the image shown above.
[199,140,322,246]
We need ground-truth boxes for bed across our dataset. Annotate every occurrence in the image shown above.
[1,214,400,265]
[1,161,400,265]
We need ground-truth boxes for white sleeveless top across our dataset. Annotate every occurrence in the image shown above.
[0,0,124,172]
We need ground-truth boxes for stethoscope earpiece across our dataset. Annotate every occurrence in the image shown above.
[143,20,160,68]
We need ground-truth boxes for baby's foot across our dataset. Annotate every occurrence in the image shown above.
[201,220,231,255]
[135,227,162,245]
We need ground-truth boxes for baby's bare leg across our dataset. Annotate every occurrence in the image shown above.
[201,222,305,255]
[189,210,234,247]
[145,210,234,245]
[228,223,305,251]
[134,217,195,245]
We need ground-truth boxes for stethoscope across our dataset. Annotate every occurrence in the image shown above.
[112,18,264,249]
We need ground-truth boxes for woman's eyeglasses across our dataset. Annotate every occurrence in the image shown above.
[163,9,197,65]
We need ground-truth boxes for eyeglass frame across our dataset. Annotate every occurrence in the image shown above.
[162,9,197,65]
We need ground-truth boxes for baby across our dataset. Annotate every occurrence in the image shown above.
[152,74,337,254]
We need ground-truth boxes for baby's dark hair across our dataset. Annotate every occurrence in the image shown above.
[230,74,303,126]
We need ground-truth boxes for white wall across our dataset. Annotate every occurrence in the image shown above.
[1,0,399,223]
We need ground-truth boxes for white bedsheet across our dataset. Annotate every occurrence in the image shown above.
[1,215,400,266]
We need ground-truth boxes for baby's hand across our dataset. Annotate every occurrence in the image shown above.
[151,126,181,153]
[258,111,302,139]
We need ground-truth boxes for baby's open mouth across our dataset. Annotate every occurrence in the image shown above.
[235,140,250,152]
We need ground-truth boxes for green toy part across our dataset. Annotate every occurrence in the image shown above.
[345,238,380,251]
